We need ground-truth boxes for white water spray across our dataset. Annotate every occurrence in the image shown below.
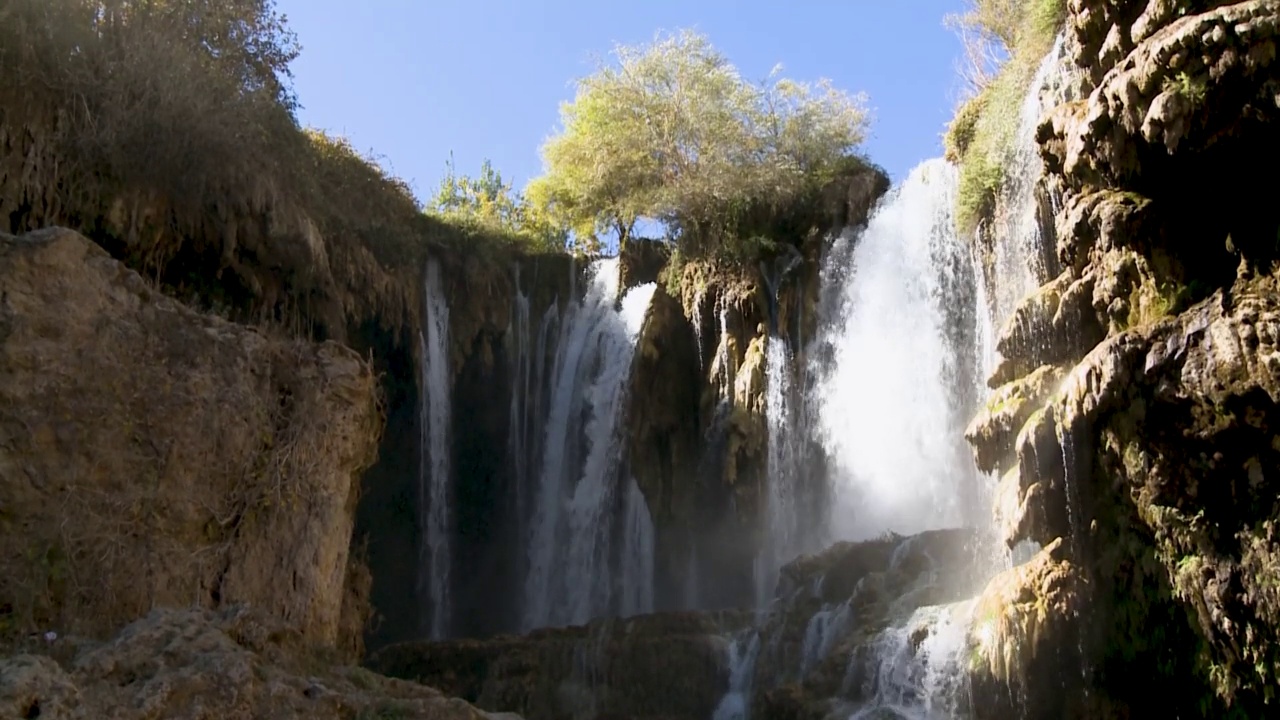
[755,336,808,608]
[712,631,763,720]
[814,160,988,542]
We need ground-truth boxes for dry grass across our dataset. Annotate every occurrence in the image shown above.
[0,0,541,342]
[944,0,1067,234]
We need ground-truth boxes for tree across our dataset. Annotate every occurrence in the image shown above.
[428,156,569,254]
[526,29,869,257]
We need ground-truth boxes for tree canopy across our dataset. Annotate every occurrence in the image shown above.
[526,30,869,257]
[428,156,569,254]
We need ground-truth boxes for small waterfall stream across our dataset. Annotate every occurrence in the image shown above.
[520,258,657,631]
[419,257,454,640]
[755,336,805,610]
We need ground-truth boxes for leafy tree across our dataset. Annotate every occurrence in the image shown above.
[526,29,868,257]
[428,156,568,254]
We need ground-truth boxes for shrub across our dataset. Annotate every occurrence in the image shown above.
[944,0,1068,234]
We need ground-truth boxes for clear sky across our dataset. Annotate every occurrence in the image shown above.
[277,0,971,203]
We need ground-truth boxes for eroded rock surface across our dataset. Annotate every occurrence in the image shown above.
[0,607,508,720]
[0,228,381,655]
[369,612,750,720]
[965,0,1280,715]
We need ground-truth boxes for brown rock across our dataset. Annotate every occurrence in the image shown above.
[0,228,381,654]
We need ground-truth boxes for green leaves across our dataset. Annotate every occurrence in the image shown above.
[527,29,868,258]
[427,156,569,254]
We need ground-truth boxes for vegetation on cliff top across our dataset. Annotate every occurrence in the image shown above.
[427,156,569,254]
[526,29,871,260]
[944,0,1066,234]
[0,0,552,336]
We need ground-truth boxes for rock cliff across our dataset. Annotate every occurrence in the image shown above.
[0,227,380,656]
[962,0,1280,716]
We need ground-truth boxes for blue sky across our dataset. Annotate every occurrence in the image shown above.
[277,0,971,203]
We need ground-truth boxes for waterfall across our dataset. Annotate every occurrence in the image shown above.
[508,272,561,578]
[985,33,1077,335]
[712,630,762,720]
[619,478,656,617]
[521,258,658,631]
[755,336,806,609]
[843,600,977,719]
[418,258,453,640]
[813,159,989,542]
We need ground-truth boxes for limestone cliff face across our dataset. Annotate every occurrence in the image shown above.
[963,1,1280,716]
[0,228,381,656]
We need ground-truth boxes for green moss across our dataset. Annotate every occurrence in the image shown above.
[1125,278,1185,328]
[1163,71,1208,108]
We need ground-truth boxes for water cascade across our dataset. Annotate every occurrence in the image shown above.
[812,159,989,543]
[712,631,763,720]
[520,259,658,631]
[741,37,1080,718]
[419,257,454,640]
[755,337,807,609]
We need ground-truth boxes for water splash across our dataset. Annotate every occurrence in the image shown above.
[521,259,657,630]
[844,601,977,719]
[419,258,453,640]
[800,602,852,676]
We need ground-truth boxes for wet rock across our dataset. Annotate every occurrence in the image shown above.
[967,540,1088,720]
[1046,1,1280,189]
[967,364,1068,475]
[989,271,1105,387]
[370,612,750,720]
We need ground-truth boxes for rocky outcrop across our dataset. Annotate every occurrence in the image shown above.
[751,528,986,716]
[967,539,1090,720]
[0,228,381,656]
[963,0,1280,716]
[0,607,510,720]
[369,612,751,720]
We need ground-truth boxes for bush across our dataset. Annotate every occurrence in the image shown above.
[0,0,548,335]
[944,0,1067,234]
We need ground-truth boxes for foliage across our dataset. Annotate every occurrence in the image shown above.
[944,0,1067,234]
[0,0,559,335]
[527,29,869,259]
[428,156,568,254]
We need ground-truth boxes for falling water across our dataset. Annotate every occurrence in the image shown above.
[843,600,978,719]
[508,272,562,567]
[521,259,657,631]
[712,631,763,720]
[619,479,656,617]
[985,32,1078,335]
[755,337,806,609]
[419,258,453,640]
[814,159,988,543]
